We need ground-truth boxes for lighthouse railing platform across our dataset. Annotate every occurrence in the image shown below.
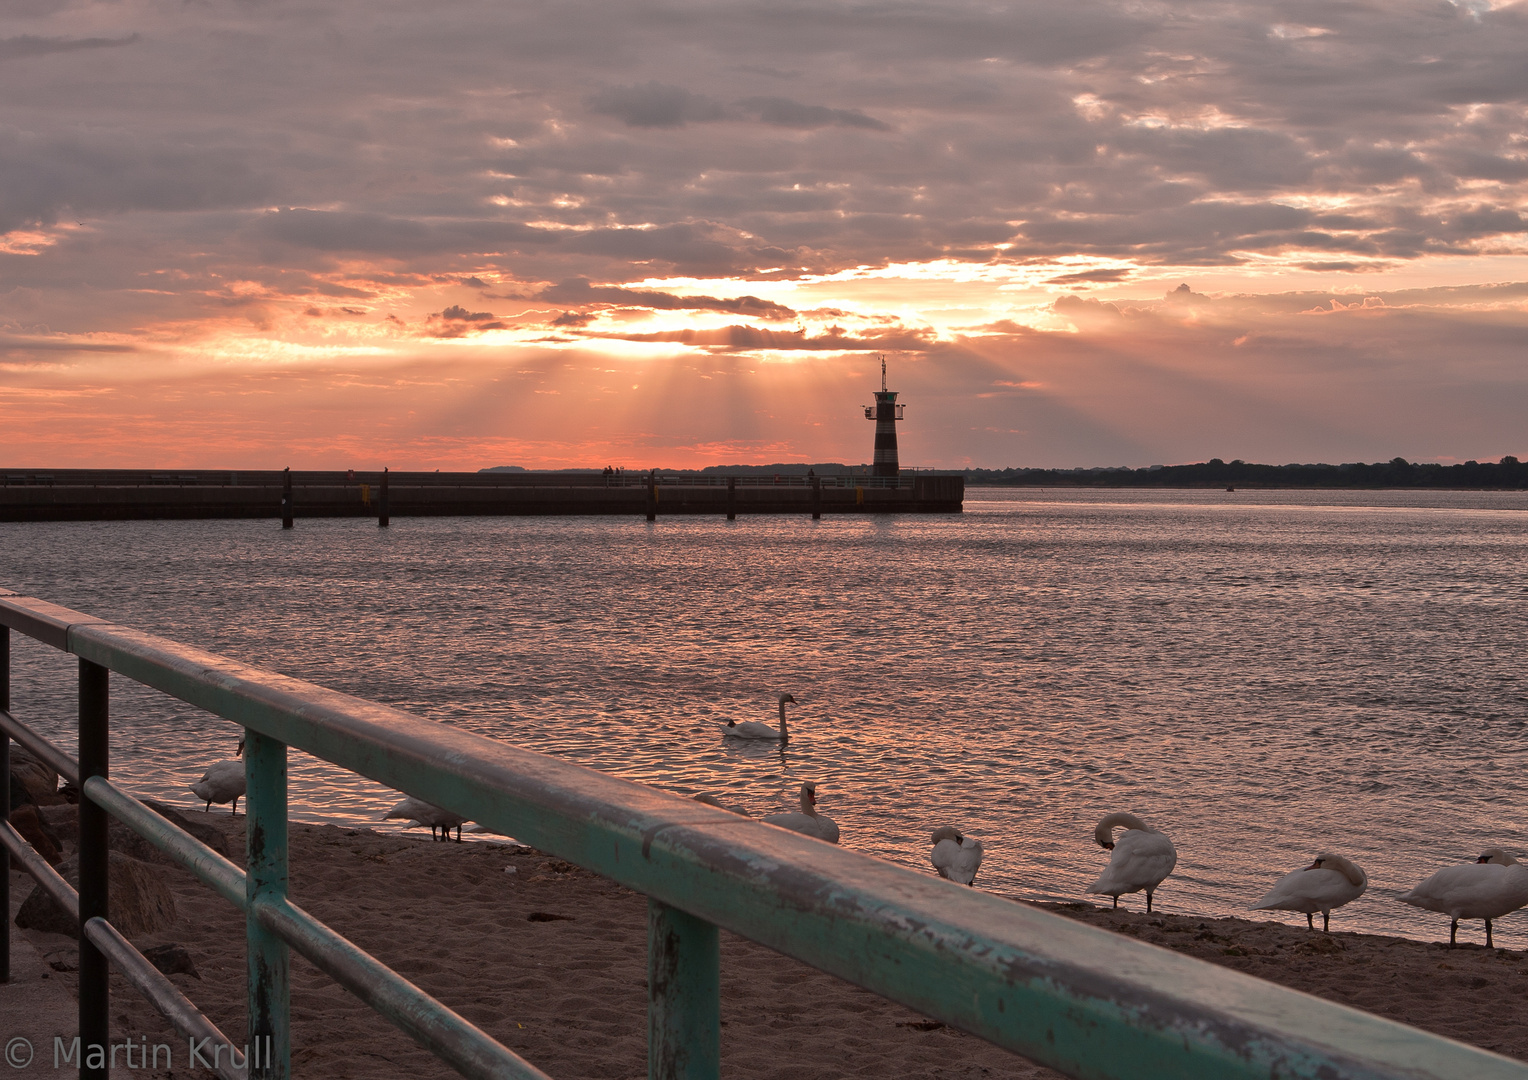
[2,589,1524,1080]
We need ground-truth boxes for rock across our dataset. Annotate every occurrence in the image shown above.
[7,804,62,865]
[35,804,77,852]
[142,943,200,979]
[9,746,59,803]
[141,799,232,858]
[15,851,177,937]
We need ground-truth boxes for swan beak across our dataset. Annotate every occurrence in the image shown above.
[1306,859,1323,870]
[1477,854,1493,863]
[1102,842,1115,851]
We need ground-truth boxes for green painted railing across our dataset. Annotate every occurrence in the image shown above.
[1,586,1525,1080]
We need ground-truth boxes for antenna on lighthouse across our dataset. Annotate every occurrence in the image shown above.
[881,354,887,392]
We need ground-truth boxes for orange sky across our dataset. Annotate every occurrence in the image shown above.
[3,1,1528,469]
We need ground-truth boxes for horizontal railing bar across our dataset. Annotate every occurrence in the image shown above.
[0,590,110,650]
[81,775,545,1080]
[2,820,247,1080]
[83,777,246,908]
[0,707,82,786]
[47,610,1527,1080]
[82,917,248,1080]
[0,819,80,922]
[255,898,554,1080]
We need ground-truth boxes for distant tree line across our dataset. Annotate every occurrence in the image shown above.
[962,456,1528,489]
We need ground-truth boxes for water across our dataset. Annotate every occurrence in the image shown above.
[3,488,1527,946]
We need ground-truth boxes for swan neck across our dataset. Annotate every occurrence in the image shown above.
[779,699,789,740]
[1094,811,1149,847]
[800,787,817,816]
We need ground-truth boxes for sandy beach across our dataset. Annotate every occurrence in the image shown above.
[13,811,1528,1079]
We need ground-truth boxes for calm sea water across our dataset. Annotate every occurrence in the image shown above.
[3,488,1527,946]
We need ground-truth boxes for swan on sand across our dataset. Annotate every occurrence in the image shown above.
[1398,848,1528,948]
[723,693,796,742]
[930,826,983,886]
[383,797,468,842]
[1086,812,1177,913]
[189,738,246,814]
[762,781,839,843]
[1252,853,1368,931]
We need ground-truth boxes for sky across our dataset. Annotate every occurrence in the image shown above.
[2,0,1527,470]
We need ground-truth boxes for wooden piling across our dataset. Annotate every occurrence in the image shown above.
[811,474,821,520]
[281,468,293,528]
[379,467,390,528]
[726,477,736,520]
[646,470,657,522]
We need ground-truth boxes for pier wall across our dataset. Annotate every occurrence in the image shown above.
[0,470,963,521]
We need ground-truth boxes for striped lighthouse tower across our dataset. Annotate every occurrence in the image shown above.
[863,355,905,478]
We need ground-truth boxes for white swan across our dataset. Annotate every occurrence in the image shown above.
[692,793,750,816]
[762,781,839,843]
[1252,853,1367,931]
[1398,848,1528,948]
[723,693,797,742]
[930,826,983,886]
[188,738,246,814]
[1086,811,1177,913]
[383,796,468,842]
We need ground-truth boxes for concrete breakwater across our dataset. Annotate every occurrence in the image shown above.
[0,469,963,521]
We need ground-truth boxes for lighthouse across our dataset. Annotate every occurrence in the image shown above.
[863,355,905,478]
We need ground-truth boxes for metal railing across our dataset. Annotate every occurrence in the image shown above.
[1,586,1524,1080]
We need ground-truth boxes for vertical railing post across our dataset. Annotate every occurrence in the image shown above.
[0,623,10,984]
[246,730,291,1079]
[378,466,390,528]
[78,659,110,1078]
[647,899,719,1080]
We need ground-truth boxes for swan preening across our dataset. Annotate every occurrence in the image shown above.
[1252,854,1368,931]
[930,826,983,886]
[383,796,468,842]
[1398,848,1528,948]
[188,737,246,814]
[1086,812,1177,913]
[762,781,839,843]
[723,693,797,742]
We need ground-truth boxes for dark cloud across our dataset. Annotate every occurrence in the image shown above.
[1047,267,1132,284]
[586,324,935,351]
[426,305,508,336]
[538,278,795,319]
[586,83,724,128]
[0,34,138,62]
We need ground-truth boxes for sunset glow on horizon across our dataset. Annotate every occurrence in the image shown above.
[4,1,1528,471]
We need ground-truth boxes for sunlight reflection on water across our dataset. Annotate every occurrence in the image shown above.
[3,487,1527,945]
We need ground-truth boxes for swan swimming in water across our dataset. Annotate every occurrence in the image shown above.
[1252,853,1367,931]
[1086,812,1177,913]
[1398,848,1528,948]
[930,826,983,886]
[693,793,750,816]
[188,738,246,814]
[383,796,468,842]
[723,693,797,742]
[762,781,839,843]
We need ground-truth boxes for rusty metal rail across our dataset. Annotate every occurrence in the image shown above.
[2,587,1526,1080]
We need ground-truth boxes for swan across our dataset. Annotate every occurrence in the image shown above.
[693,793,750,816]
[723,693,797,742]
[930,826,983,886]
[1398,848,1528,948]
[1086,811,1177,913]
[762,781,839,843]
[1252,853,1367,931]
[383,796,468,842]
[188,738,246,814]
